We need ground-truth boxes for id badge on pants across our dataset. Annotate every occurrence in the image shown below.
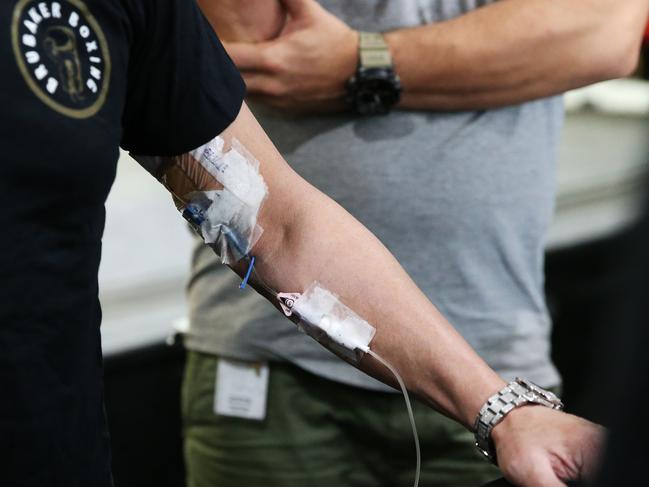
[214,358,269,421]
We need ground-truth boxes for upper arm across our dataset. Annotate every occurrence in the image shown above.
[121,0,245,156]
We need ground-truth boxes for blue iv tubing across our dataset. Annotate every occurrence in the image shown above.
[181,200,255,289]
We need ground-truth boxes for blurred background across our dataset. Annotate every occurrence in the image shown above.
[100,47,649,487]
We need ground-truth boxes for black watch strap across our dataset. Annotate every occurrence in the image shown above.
[347,31,401,115]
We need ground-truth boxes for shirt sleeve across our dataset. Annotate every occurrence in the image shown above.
[120,0,245,156]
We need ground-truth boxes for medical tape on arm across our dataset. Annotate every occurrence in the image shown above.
[277,281,420,487]
[135,141,419,484]
[279,282,376,365]
[132,135,267,264]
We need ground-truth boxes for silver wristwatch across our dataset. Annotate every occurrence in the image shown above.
[474,378,564,463]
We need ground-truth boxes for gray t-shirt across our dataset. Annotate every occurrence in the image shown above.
[185,0,562,392]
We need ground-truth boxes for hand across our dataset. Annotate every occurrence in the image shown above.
[491,406,605,487]
[224,0,358,112]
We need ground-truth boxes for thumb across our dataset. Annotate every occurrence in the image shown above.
[222,41,272,71]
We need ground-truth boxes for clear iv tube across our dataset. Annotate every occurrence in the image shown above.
[367,349,421,487]
[245,268,421,486]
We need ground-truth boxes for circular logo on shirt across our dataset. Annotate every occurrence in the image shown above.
[11,0,111,119]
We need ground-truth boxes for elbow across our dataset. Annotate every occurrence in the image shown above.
[579,41,641,84]
[614,44,642,78]
[586,15,644,81]
[598,42,641,80]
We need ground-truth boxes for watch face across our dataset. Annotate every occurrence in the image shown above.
[348,68,402,115]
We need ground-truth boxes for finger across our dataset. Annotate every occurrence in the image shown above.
[222,42,272,72]
[523,456,567,487]
[242,72,285,97]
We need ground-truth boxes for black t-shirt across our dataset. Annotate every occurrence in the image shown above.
[0,1,244,485]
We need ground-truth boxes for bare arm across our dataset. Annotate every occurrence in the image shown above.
[137,103,603,486]
[388,0,649,109]
[193,0,498,425]
[215,0,648,111]
[226,104,504,425]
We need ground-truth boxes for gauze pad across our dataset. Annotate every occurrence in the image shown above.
[290,282,376,364]
[132,136,267,264]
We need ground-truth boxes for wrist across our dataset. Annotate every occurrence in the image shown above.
[200,1,286,43]
[345,31,402,114]
[383,30,406,108]
[473,378,564,463]
[462,377,507,429]
[419,363,505,430]
[491,405,531,443]
[382,30,402,68]
[339,29,360,87]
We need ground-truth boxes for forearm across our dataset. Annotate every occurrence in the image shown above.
[221,104,504,427]
[386,0,648,110]
[197,0,284,42]
[135,101,604,484]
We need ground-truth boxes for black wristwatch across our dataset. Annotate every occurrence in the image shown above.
[346,31,402,115]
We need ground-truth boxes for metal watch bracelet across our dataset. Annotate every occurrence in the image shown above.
[474,378,564,464]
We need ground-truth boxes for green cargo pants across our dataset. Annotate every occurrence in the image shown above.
[182,351,500,487]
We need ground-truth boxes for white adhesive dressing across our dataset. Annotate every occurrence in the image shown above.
[292,282,376,364]
[132,136,268,265]
[286,283,420,486]
[189,137,267,262]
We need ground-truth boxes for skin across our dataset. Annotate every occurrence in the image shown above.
[198,0,285,42]
[209,0,649,112]
[185,0,635,484]
[158,102,604,487]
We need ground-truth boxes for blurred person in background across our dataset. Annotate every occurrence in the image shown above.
[183,1,649,486]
